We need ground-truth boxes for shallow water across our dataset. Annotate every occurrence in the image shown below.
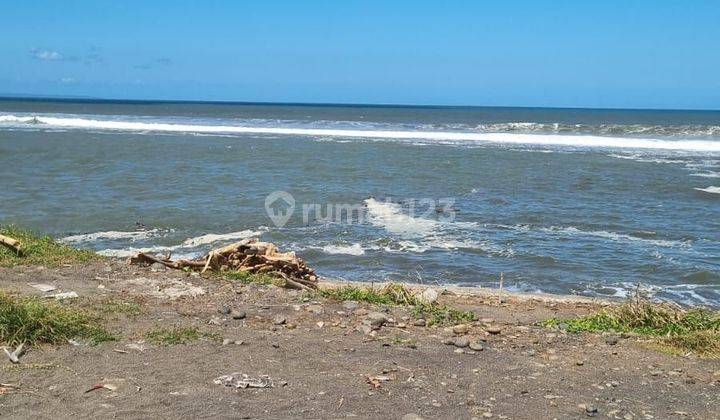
[1,99,718,306]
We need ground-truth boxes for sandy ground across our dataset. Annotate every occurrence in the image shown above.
[0,261,718,419]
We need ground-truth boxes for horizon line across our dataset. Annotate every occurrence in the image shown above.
[0,94,719,113]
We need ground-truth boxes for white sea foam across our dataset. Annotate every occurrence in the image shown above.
[321,243,366,256]
[180,229,266,247]
[537,226,687,248]
[3,113,720,152]
[694,186,720,194]
[62,229,166,243]
[364,198,440,237]
[96,245,176,258]
[689,172,720,178]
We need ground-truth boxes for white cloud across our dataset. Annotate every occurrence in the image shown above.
[31,49,63,61]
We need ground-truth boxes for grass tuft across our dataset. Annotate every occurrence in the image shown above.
[0,226,99,267]
[145,327,219,346]
[0,293,115,346]
[542,299,720,358]
[316,283,475,326]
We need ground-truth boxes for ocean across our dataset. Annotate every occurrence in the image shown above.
[1,98,718,306]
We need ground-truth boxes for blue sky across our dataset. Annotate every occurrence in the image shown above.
[1,1,719,109]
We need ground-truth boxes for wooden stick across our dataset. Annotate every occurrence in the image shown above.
[0,234,22,256]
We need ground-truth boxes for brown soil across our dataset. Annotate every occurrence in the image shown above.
[0,261,718,419]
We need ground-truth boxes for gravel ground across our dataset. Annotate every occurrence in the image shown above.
[0,261,718,419]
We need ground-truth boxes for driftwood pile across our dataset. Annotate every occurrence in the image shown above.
[130,238,318,290]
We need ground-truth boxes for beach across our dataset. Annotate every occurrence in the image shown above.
[0,259,717,419]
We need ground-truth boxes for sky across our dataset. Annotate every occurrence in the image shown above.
[1,1,719,109]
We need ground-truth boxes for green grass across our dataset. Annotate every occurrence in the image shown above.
[0,226,99,267]
[316,283,475,326]
[145,327,219,346]
[0,293,115,346]
[542,299,720,358]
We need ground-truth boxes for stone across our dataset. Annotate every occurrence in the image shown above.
[305,304,325,314]
[453,324,470,335]
[150,262,167,272]
[208,316,223,326]
[453,337,470,348]
[356,325,373,335]
[232,310,247,320]
[486,326,502,335]
[218,306,231,315]
[441,338,455,345]
[469,341,484,351]
[222,338,232,346]
[453,348,465,354]
[418,288,439,304]
[480,317,495,324]
[273,316,287,325]
[605,336,619,346]
[402,414,424,420]
[364,312,389,329]
[413,318,427,327]
[342,301,359,311]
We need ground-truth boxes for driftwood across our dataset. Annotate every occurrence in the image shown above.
[0,234,22,256]
[130,238,318,290]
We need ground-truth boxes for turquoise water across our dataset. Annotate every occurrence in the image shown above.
[1,98,718,305]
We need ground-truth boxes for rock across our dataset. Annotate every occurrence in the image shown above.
[356,325,373,335]
[208,316,223,326]
[396,322,407,328]
[453,348,465,354]
[222,338,232,346]
[605,336,619,346]
[316,321,325,328]
[232,310,247,320]
[305,304,325,314]
[418,288,439,304]
[452,324,470,334]
[576,360,585,366]
[453,337,470,348]
[441,338,455,345]
[364,312,389,329]
[469,341,484,351]
[480,317,495,324]
[354,308,369,316]
[218,306,231,315]
[413,318,427,327]
[150,262,167,271]
[402,414,424,420]
[486,326,502,335]
[273,316,287,325]
[585,404,598,416]
[342,301,359,311]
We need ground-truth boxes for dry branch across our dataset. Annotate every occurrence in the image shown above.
[130,238,318,289]
[0,234,22,256]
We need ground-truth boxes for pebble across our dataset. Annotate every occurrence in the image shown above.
[480,318,495,324]
[419,288,439,304]
[605,336,619,346]
[356,325,373,335]
[453,324,470,335]
[413,318,427,327]
[364,312,389,329]
[218,306,231,315]
[208,316,223,326]
[150,262,167,272]
[453,348,465,354]
[232,311,247,320]
[273,316,287,325]
[453,337,470,348]
[342,301,359,311]
[469,341,484,351]
[486,326,502,335]
[305,304,325,314]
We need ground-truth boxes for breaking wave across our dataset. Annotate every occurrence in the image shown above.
[2,113,720,152]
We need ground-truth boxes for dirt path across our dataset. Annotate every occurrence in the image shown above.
[0,262,718,419]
